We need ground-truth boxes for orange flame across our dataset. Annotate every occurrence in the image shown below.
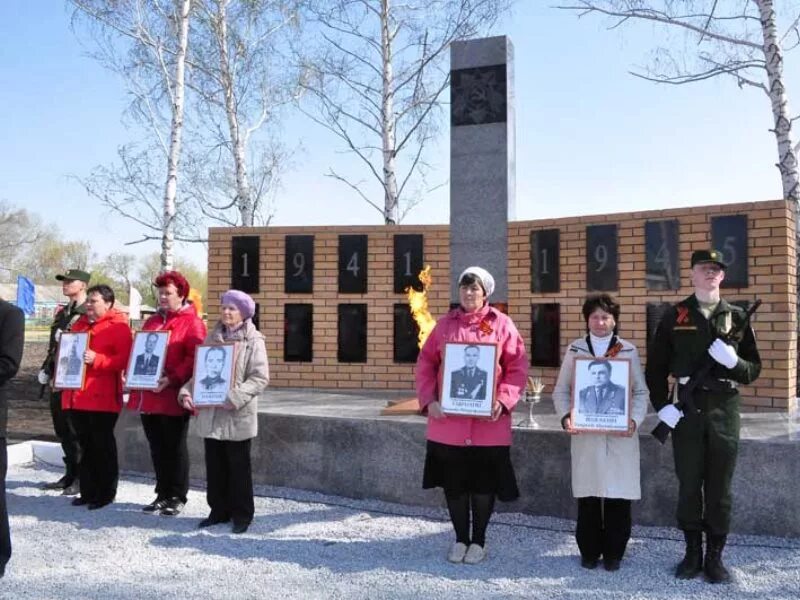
[406,265,436,348]
[188,288,204,317]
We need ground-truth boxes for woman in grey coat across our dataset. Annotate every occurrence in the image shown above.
[179,290,269,534]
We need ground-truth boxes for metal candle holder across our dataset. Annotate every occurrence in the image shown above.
[518,376,545,429]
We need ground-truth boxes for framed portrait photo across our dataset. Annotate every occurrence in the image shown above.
[439,342,498,417]
[53,332,90,390]
[192,343,237,407]
[570,357,632,434]
[125,331,170,390]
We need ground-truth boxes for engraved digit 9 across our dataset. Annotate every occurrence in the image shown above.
[292,252,305,277]
[594,244,608,272]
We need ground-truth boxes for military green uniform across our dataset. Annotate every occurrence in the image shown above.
[646,294,761,535]
[41,299,87,485]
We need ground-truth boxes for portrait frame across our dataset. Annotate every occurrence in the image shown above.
[125,331,171,390]
[191,343,237,407]
[570,357,632,434]
[439,342,498,417]
[53,332,90,390]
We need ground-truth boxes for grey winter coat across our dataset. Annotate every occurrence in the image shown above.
[181,320,269,441]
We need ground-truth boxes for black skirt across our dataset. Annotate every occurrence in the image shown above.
[422,440,520,502]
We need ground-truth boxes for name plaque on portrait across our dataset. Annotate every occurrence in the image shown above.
[393,304,420,363]
[192,343,236,407]
[586,224,618,291]
[284,304,313,362]
[530,229,560,293]
[645,220,680,290]
[338,304,367,362]
[231,236,259,293]
[530,303,561,368]
[285,235,314,294]
[439,342,497,417]
[338,235,368,294]
[570,357,631,434]
[393,234,423,293]
[711,215,749,288]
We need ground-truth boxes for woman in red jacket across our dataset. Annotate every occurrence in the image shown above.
[62,284,132,510]
[128,271,206,516]
[416,267,528,565]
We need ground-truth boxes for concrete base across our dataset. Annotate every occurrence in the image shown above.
[112,390,800,538]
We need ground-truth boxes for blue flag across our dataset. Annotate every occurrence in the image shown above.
[16,275,35,316]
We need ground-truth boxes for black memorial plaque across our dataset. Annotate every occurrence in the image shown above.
[646,302,673,350]
[530,303,561,368]
[451,64,507,127]
[711,215,749,288]
[231,236,259,293]
[393,304,420,363]
[252,303,260,331]
[586,224,619,291]
[338,304,367,363]
[285,235,314,294]
[645,220,680,290]
[394,234,424,293]
[338,235,368,294]
[284,304,312,362]
[530,229,560,293]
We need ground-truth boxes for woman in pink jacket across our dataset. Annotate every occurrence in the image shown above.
[416,266,528,565]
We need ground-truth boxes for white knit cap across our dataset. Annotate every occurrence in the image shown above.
[458,266,495,297]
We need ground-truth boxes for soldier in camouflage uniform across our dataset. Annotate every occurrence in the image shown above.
[38,269,91,495]
[646,250,761,584]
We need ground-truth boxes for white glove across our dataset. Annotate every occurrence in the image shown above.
[54,328,62,342]
[37,370,49,385]
[657,404,683,428]
[708,339,738,369]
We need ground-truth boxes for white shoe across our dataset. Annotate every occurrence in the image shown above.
[447,542,468,563]
[463,543,486,564]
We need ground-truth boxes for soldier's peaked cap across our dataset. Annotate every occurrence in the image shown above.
[690,249,727,270]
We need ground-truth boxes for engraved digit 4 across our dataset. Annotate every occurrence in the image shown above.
[347,252,360,277]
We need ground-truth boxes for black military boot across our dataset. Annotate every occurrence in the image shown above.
[704,534,731,583]
[675,530,703,579]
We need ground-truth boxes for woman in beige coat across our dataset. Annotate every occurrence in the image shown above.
[179,290,269,534]
[552,294,649,572]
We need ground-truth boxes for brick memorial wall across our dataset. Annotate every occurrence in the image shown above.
[207,199,796,413]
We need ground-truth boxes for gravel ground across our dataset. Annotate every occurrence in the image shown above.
[3,463,799,600]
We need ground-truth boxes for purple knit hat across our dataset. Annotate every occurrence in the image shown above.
[221,289,256,320]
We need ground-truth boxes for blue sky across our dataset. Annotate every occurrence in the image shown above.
[1,2,797,269]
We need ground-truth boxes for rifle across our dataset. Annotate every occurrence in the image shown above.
[651,299,761,444]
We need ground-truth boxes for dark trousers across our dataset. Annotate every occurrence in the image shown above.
[576,497,632,561]
[204,438,254,525]
[49,390,81,479]
[70,411,119,503]
[141,414,190,503]
[0,440,10,572]
[672,390,740,535]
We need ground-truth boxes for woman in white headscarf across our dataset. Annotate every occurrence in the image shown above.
[415,267,528,565]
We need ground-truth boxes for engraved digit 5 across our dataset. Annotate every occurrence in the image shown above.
[723,236,737,266]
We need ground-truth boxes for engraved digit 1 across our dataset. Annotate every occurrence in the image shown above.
[403,251,412,277]
[540,248,549,275]
[241,252,249,277]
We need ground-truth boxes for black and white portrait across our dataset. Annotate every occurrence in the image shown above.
[54,332,89,390]
[125,331,170,390]
[440,342,497,417]
[192,344,236,406]
[571,357,631,432]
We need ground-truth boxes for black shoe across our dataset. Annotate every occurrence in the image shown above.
[580,556,599,569]
[42,475,72,491]
[88,498,114,511]
[704,534,732,584]
[142,497,169,513]
[675,530,703,579]
[71,497,90,506]
[198,515,230,529]
[160,497,185,516]
[61,479,80,496]
[603,558,621,571]
[231,521,250,534]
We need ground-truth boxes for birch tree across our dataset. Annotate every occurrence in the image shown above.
[302,0,512,224]
[188,0,301,226]
[70,0,194,272]
[557,1,800,203]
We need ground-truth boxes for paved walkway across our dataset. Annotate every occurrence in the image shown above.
[3,462,799,599]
